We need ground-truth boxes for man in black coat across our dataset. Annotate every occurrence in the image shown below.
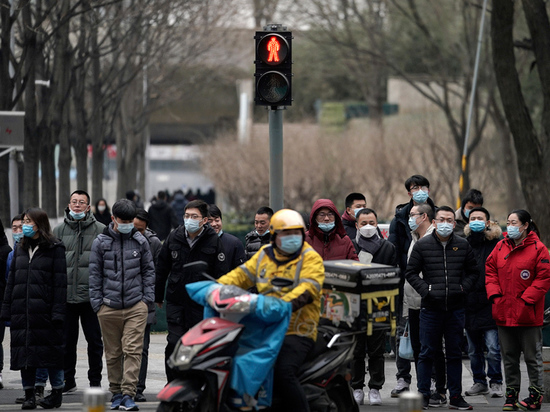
[405,206,479,410]
[208,204,245,271]
[155,200,229,382]
[463,207,503,398]
[244,206,273,260]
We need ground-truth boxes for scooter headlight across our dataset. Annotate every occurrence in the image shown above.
[171,343,202,368]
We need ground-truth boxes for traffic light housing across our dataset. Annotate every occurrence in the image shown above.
[254,31,292,107]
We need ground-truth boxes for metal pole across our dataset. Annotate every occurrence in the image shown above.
[457,0,488,208]
[269,107,284,212]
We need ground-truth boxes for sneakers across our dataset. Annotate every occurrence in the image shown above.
[118,394,139,411]
[368,388,382,405]
[429,392,447,407]
[62,381,77,394]
[449,395,473,410]
[465,382,489,396]
[503,387,519,411]
[353,389,364,405]
[391,378,410,398]
[490,382,504,398]
[423,394,430,410]
[134,392,147,402]
[110,393,124,410]
[516,386,543,411]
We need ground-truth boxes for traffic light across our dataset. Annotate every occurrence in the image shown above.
[254,31,292,107]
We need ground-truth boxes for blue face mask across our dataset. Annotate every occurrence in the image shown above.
[353,208,364,218]
[279,234,303,254]
[117,222,134,234]
[469,220,486,233]
[13,232,23,244]
[463,209,471,219]
[22,224,36,238]
[408,217,419,231]
[318,222,335,233]
[69,210,86,220]
[184,218,202,234]
[507,225,523,240]
[436,222,454,238]
[412,189,429,204]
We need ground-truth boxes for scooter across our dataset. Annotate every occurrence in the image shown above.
[156,280,359,412]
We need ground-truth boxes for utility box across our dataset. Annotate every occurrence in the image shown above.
[321,260,400,336]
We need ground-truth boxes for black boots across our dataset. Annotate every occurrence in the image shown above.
[38,388,63,409]
[21,388,36,410]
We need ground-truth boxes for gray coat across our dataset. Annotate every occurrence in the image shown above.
[53,210,105,304]
[89,224,155,313]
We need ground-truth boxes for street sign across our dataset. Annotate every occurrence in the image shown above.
[0,111,24,149]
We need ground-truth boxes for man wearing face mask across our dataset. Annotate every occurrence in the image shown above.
[218,209,325,412]
[89,198,155,411]
[405,206,479,410]
[350,208,397,405]
[341,193,367,239]
[305,199,358,261]
[454,189,483,238]
[53,190,105,393]
[155,199,229,383]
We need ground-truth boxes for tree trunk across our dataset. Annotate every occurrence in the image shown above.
[0,156,10,225]
[491,0,550,243]
[58,106,71,216]
[39,124,57,217]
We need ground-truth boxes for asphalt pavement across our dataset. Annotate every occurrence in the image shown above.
[0,327,538,411]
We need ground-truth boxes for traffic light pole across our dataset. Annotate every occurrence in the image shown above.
[269,107,284,212]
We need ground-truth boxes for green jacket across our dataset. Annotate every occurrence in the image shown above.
[53,209,105,304]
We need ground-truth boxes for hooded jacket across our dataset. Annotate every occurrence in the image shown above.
[1,239,67,369]
[147,200,179,241]
[305,199,358,261]
[486,231,550,327]
[464,221,502,330]
[405,230,479,312]
[388,198,437,273]
[53,209,105,304]
[89,224,155,313]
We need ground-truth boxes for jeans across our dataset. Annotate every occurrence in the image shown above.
[21,368,64,390]
[64,302,104,386]
[418,308,465,398]
[466,328,503,385]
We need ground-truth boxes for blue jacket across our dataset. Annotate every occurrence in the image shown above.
[187,281,291,408]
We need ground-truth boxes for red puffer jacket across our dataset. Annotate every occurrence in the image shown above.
[486,231,550,327]
[305,199,358,261]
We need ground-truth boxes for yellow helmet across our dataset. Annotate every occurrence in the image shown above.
[269,209,306,233]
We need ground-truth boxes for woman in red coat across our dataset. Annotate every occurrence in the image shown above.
[486,209,550,411]
[305,199,358,261]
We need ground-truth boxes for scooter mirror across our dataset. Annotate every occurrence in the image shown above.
[182,261,217,282]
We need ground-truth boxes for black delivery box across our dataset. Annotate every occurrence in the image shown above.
[320,260,401,336]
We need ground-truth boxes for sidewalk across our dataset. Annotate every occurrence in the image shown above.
[0,327,536,411]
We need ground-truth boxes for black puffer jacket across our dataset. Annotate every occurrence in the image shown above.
[405,230,479,312]
[155,225,229,305]
[244,230,271,260]
[1,239,67,370]
[464,222,502,330]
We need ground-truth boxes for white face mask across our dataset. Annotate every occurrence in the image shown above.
[97,205,106,213]
[359,224,377,238]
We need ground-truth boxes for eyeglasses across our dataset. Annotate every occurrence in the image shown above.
[409,185,428,192]
[409,213,424,218]
[317,212,335,219]
[184,214,202,220]
[435,218,455,224]
[70,200,88,206]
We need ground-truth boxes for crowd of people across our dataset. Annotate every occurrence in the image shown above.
[0,176,547,412]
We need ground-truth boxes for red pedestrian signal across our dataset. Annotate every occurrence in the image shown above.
[255,31,292,106]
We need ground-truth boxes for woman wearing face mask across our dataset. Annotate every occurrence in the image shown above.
[486,209,550,411]
[94,198,112,226]
[304,199,358,261]
[1,208,67,410]
[218,209,325,412]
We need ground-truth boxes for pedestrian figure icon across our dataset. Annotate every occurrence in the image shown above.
[267,37,280,62]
